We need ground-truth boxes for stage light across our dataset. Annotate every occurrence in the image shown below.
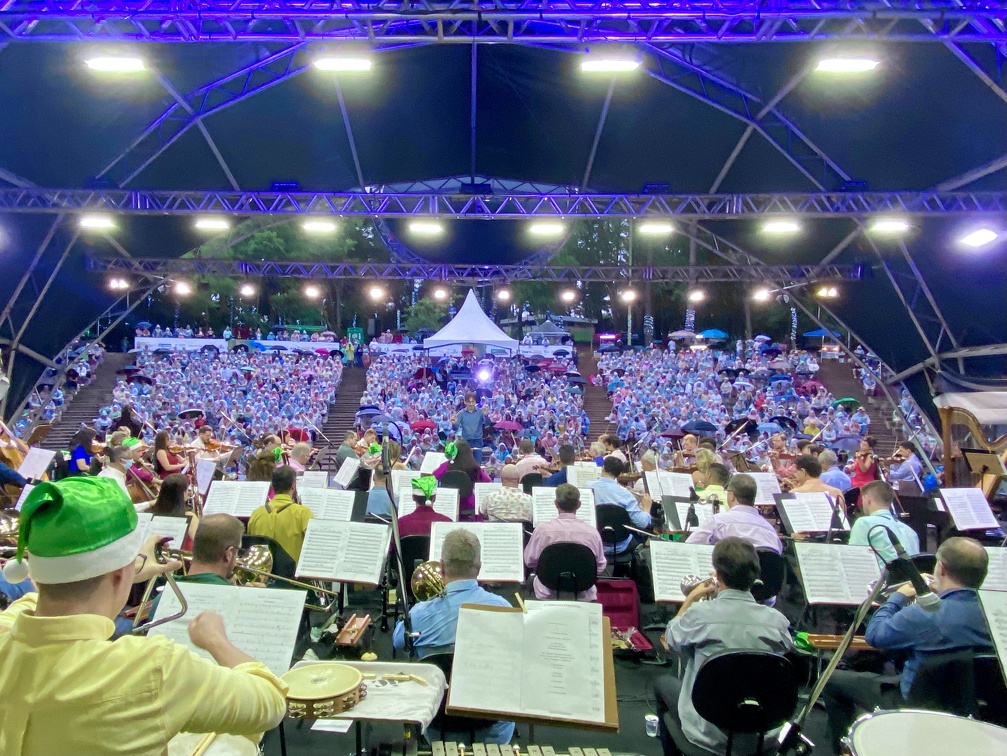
[239,283,256,297]
[194,217,230,231]
[303,220,338,234]
[409,221,444,236]
[174,281,193,297]
[477,369,492,382]
[581,56,641,73]
[960,228,998,248]
[869,218,910,234]
[560,290,577,304]
[619,289,637,303]
[638,221,674,236]
[762,219,801,234]
[816,58,879,73]
[304,284,321,299]
[528,222,565,236]
[85,56,145,73]
[432,287,449,301]
[752,288,772,302]
[495,289,512,303]
[687,289,706,303]
[107,277,129,291]
[816,286,839,299]
[313,57,373,72]
[368,285,386,302]
[79,215,115,230]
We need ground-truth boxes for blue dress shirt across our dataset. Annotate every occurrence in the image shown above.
[820,466,852,492]
[588,476,651,553]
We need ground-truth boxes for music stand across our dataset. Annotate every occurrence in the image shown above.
[962,448,1006,500]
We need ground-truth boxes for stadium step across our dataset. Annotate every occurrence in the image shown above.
[315,365,368,469]
[41,352,135,451]
[815,359,900,453]
[578,345,614,442]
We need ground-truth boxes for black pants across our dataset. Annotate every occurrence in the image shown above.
[820,669,903,750]
[654,675,685,756]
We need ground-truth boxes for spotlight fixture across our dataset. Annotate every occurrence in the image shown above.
[107,277,129,291]
[368,285,386,302]
[304,284,321,299]
[408,221,444,236]
[816,58,880,73]
[85,56,146,73]
[869,218,910,234]
[752,288,772,302]
[560,290,578,304]
[79,215,116,230]
[687,289,706,303]
[960,228,998,248]
[816,286,839,299]
[762,219,801,234]
[313,57,373,72]
[580,56,641,73]
[638,221,674,236]
[303,220,338,233]
[477,368,492,382]
[174,281,193,296]
[495,289,512,303]
[619,289,638,303]
[528,222,565,236]
[194,217,230,231]
[432,287,449,301]
[239,283,256,297]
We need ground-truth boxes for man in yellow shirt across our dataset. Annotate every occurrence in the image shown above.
[248,465,314,561]
[0,477,288,755]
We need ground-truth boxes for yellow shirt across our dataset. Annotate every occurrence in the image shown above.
[247,493,314,561]
[0,593,288,756]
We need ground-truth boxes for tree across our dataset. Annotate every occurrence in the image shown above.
[403,299,448,332]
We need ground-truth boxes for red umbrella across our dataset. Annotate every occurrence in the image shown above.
[548,363,566,373]
[410,419,436,431]
[495,420,524,432]
[413,367,435,380]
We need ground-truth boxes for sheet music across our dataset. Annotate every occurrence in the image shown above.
[776,492,849,533]
[939,488,1000,531]
[297,488,356,521]
[450,601,606,725]
[202,481,271,517]
[983,547,1007,592]
[299,470,329,489]
[195,459,217,496]
[150,582,305,677]
[397,487,459,521]
[420,452,447,474]
[15,483,34,511]
[658,471,694,499]
[794,543,881,605]
[391,469,421,501]
[747,472,783,506]
[16,447,55,480]
[567,464,600,487]
[978,591,1007,683]
[650,541,715,602]
[135,513,188,549]
[666,501,714,531]
[530,487,596,527]
[295,520,391,584]
[429,522,525,582]
[645,471,663,497]
[333,457,360,490]
[473,482,502,512]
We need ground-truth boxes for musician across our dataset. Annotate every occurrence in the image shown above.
[695,462,729,508]
[287,442,311,473]
[654,537,792,755]
[183,514,245,585]
[479,464,532,523]
[692,448,717,490]
[513,438,548,482]
[153,430,187,479]
[366,464,393,518]
[601,434,628,465]
[674,434,699,467]
[112,403,143,438]
[887,441,923,489]
[392,528,513,743]
[846,436,879,491]
[432,440,491,517]
[123,437,159,491]
[634,449,658,494]
[397,476,452,538]
[787,455,844,501]
[192,425,221,462]
[336,430,359,467]
[0,478,288,753]
[848,481,919,565]
[587,457,651,554]
[455,392,489,464]
[0,460,27,490]
[818,449,852,492]
[524,484,606,600]
[247,466,313,561]
[821,537,993,750]
[685,474,782,553]
[97,444,138,500]
[543,444,576,486]
[68,427,97,475]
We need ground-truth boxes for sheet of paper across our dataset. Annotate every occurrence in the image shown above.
[939,488,1000,531]
[420,452,447,474]
[450,602,606,725]
[311,719,354,733]
[295,520,391,584]
[202,481,270,517]
[776,492,849,533]
[978,591,1007,683]
[667,501,714,531]
[650,540,715,602]
[16,447,56,480]
[299,470,329,489]
[333,457,360,490]
[135,513,189,549]
[391,469,421,501]
[658,471,695,499]
[195,459,217,496]
[297,488,356,521]
[567,464,600,487]
[530,487,596,527]
[397,487,459,521]
[644,470,663,497]
[430,522,525,583]
[747,472,783,506]
[150,582,305,677]
[794,543,882,605]
[473,482,502,513]
[983,547,1007,592]
[15,483,34,511]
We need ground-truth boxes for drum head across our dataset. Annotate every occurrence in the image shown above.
[168,732,259,756]
[282,663,363,701]
[850,710,1007,755]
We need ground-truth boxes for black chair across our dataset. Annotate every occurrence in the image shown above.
[596,504,634,576]
[398,535,431,602]
[424,653,500,740]
[664,650,798,756]
[241,534,297,580]
[751,549,786,604]
[975,653,1007,726]
[907,650,978,716]
[911,553,937,575]
[521,472,544,494]
[439,469,474,501]
[843,487,861,513]
[535,542,599,599]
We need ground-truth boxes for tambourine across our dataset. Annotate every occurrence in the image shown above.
[281,663,366,719]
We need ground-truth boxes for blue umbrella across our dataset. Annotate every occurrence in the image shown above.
[803,329,841,338]
[770,374,792,383]
[355,407,383,418]
[698,328,728,340]
[682,420,718,436]
[758,422,783,433]
[831,436,863,452]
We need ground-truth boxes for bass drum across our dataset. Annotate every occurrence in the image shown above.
[167,732,260,756]
[843,710,1007,756]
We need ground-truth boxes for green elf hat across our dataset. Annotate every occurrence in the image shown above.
[122,437,143,449]
[2,478,141,585]
[443,441,458,461]
[367,443,382,456]
[411,475,438,501]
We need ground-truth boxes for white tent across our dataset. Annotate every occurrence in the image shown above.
[423,290,519,353]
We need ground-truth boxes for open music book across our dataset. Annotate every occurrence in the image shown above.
[333,457,360,489]
[774,491,850,534]
[391,469,421,501]
[195,459,217,496]
[938,488,1000,531]
[650,541,715,602]
[397,487,459,521]
[658,471,695,499]
[794,543,881,605]
[530,487,596,526]
[567,464,601,487]
[982,547,1007,592]
[16,447,55,481]
[297,488,356,521]
[447,601,617,731]
[202,481,271,517]
[429,522,525,583]
[473,482,502,513]
[299,470,329,489]
[746,473,782,507]
[662,497,714,531]
[136,513,188,549]
[150,582,305,678]
[295,520,392,585]
[420,452,448,475]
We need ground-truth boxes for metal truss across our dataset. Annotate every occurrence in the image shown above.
[3,187,1003,218]
[888,343,1007,383]
[2,1,1006,43]
[87,254,862,282]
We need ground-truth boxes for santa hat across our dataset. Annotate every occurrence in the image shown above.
[2,478,142,585]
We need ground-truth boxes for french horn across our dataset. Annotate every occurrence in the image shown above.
[410,560,446,602]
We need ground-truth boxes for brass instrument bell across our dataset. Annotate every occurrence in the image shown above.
[234,544,273,587]
[410,560,446,602]
[0,511,18,546]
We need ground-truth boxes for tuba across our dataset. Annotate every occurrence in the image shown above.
[410,561,446,602]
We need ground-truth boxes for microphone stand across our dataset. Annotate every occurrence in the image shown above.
[824,493,845,544]
[382,425,414,654]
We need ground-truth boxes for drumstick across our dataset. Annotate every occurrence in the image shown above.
[190,733,217,756]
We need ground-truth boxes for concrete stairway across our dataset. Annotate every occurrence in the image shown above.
[41,352,134,450]
[578,345,615,442]
[816,359,900,452]
[315,366,367,468]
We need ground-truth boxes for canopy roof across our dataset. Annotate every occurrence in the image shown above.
[424,291,519,352]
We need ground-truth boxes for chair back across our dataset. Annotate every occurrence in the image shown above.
[439,470,474,500]
[241,534,297,579]
[692,650,797,751]
[843,487,860,509]
[536,542,598,598]
[398,535,431,600]
[906,650,977,716]
[751,549,786,604]
[911,553,937,575]
[521,473,544,494]
[424,653,499,736]
[975,653,1007,726]
[596,504,631,548]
